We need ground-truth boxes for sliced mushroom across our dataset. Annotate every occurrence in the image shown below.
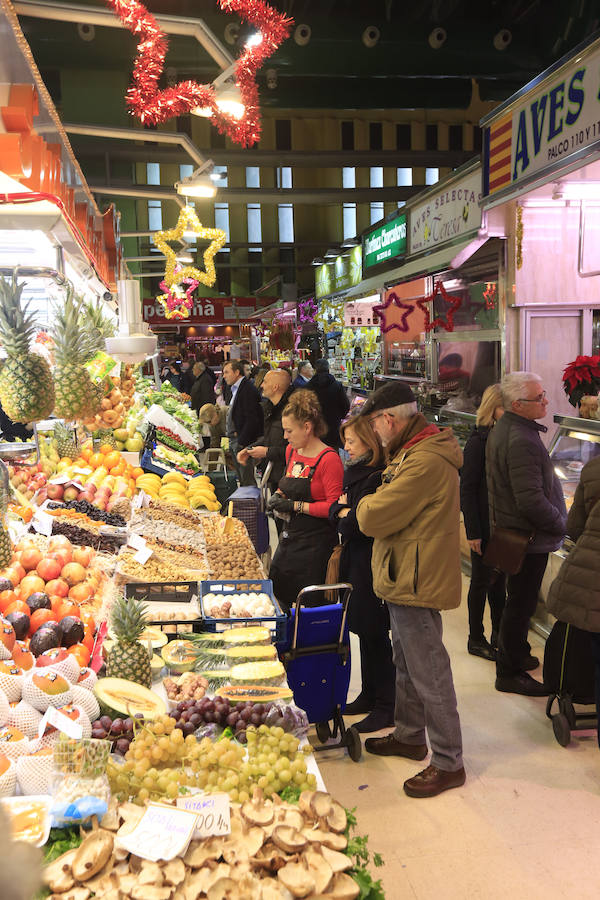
[44,849,78,893]
[278,861,316,898]
[279,808,305,832]
[320,845,353,874]
[138,860,165,885]
[81,860,116,895]
[272,826,308,854]
[222,825,265,863]
[182,868,210,900]
[113,860,131,875]
[242,796,275,827]
[117,873,139,895]
[260,884,289,900]
[71,830,114,882]
[183,838,221,868]
[301,827,347,852]
[251,842,289,873]
[131,886,173,900]
[100,800,120,832]
[204,863,232,892]
[163,858,186,886]
[298,791,316,819]
[326,873,360,899]
[207,877,238,899]
[49,889,90,900]
[326,801,347,834]
[304,850,333,894]
[310,791,334,820]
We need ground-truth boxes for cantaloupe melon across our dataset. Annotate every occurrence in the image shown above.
[94,678,166,720]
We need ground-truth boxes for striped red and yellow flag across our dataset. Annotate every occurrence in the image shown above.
[488,113,513,194]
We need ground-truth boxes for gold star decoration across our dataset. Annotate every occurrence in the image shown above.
[152,205,227,287]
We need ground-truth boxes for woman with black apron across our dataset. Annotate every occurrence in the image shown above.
[267,390,344,614]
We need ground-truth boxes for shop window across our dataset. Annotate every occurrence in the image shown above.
[247,204,262,247]
[276,166,292,188]
[214,203,230,246]
[278,204,294,243]
[426,167,439,185]
[275,119,292,150]
[147,200,162,232]
[449,124,463,151]
[217,261,231,295]
[146,163,160,185]
[212,165,228,187]
[397,167,412,186]
[370,202,384,225]
[179,164,194,181]
[341,120,354,150]
[246,167,260,188]
[343,203,357,239]
[342,167,356,189]
[396,123,411,150]
[369,122,383,150]
[426,124,438,150]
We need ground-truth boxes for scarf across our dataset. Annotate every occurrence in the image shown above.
[345,450,373,469]
[385,413,429,460]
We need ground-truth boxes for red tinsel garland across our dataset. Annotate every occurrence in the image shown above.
[104,0,293,145]
[373,292,415,334]
[416,281,462,333]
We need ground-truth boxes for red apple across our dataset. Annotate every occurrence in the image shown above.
[85,483,98,496]
[63,487,79,502]
[46,484,64,501]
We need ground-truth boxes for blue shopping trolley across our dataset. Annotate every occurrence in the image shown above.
[278,583,361,762]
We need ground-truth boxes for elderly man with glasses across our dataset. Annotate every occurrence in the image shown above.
[486,371,567,696]
[356,382,465,798]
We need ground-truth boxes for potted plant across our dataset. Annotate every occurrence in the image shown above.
[563,355,600,414]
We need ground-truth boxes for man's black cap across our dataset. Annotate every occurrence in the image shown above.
[361,381,416,416]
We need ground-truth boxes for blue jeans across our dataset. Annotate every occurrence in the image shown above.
[386,603,463,772]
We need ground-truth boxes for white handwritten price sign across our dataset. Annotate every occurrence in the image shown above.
[177,792,231,838]
[117,802,199,861]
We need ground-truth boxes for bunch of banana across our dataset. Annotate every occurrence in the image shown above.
[158,471,191,507]
[187,475,220,512]
[135,472,162,499]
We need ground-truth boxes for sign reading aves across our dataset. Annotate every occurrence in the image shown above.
[104,0,292,145]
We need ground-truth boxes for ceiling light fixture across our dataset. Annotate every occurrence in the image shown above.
[324,248,339,258]
[340,238,359,248]
[552,182,600,201]
[311,257,325,266]
[176,251,194,264]
[175,160,217,199]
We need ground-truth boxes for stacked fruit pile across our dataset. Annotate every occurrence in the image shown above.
[136,471,220,510]
[48,441,144,512]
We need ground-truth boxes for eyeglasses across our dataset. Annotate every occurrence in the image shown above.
[517,391,547,403]
[368,412,385,425]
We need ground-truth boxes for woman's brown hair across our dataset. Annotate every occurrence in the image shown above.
[340,413,383,467]
[282,389,327,438]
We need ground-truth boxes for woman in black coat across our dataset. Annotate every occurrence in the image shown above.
[190,362,216,414]
[460,383,506,660]
[329,413,395,733]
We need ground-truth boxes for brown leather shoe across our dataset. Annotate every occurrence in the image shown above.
[365,734,428,760]
[404,764,466,798]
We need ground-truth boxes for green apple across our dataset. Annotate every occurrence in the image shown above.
[113,428,129,442]
[125,436,144,452]
[115,440,125,451]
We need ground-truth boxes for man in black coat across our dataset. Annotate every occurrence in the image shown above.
[486,371,567,697]
[223,359,263,486]
[240,369,294,492]
[306,358,350,449]
[190,362,216,414]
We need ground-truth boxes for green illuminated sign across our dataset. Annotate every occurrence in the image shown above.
[315,245,362,299]
[363,212,407,268]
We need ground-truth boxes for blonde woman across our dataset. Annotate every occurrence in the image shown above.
[460,384,506,660]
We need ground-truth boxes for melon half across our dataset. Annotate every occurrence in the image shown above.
[0,663,24,702]
[70,684,100,722]
[0,754,16,797]
[16,746,53,795]
[7,701,42,740]
[22,671,73,712]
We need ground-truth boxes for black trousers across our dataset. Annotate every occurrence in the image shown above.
[496,552,548,678]
[467,550,506,643]
[357,631,395,712]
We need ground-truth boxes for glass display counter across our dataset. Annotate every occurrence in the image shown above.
[421,407,476,448]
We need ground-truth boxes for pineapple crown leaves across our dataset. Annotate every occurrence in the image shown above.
[51,285,99,366]
[81,300,117,355]
[0,276,41,354]
[110,595,150,643]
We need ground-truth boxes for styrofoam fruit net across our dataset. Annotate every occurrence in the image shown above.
[0,688,8,726]
[0,670,24,703]
[16,749,53,795]
[22,673,73,712]
[36,656,80,684]
[0,727,31,760]
[7,701,42,740]
[76,668,98,691]
[0,755,16,797]
[0,643,12,662]
[70,685,100,722]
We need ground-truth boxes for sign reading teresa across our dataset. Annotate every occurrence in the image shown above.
[482,37,600,200]
[363,212,407,268]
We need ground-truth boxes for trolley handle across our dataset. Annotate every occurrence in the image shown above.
[290,583,353,652]
[259,460,273,509]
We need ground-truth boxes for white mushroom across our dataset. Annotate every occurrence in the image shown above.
[277,861,316,898]
[301,827,347,852]
[242,793,275,827]
[310,791,334,820]
[271,826,308,854]
[320,845,353,874]
[326,801,347,834]
[137,860,164,885]
[325,873,360,899]
[71,831,114,882]
[163,858,186,886]
[207,877,239,899]
[304,850,333,894]
[44,849,77,893]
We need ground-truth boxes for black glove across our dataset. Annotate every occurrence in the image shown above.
[267,494,295,514]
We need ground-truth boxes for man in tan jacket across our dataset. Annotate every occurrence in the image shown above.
[356,382,465,798]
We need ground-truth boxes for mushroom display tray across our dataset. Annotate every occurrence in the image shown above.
[199,579,287,643]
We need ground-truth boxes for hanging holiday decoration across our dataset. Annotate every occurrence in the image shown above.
[103,0,292,145]
[483,282,497,310]
[416,281,462,333]
[298,298,317,324]
[373,292,415,334]
[340,328,354,352]
[516,205,524,270]
[316,299,345,332]
[152,206,226,287]
[157,270,199,320]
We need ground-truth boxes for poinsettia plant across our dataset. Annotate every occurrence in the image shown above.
[563,355,600,407]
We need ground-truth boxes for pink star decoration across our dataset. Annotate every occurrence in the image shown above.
[157,271,199,320]
[373,292,415,333]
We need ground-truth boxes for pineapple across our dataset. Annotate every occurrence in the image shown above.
[51,289,97,421]
[0,526,11,568]
[107,596,152,688]
[94,428,117,449]
[0,277,55,423]
[81,299,116,354]
[53,422,78,459]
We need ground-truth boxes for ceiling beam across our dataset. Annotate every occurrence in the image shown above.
[90,184,422,204]
[63,124,207,168]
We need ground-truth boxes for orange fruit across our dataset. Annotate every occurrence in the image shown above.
[80,446,92,462]
[132,467,144,480]
[29,608,57,635]
[89,453,104,469]
[5,600,30,618]
[57,601,81,620]
[103,451,121,470]
[80,611,96,633]
[67,644,90,667]
[0,590,18,613]
[82,629,95,653]
[99,444,115,455]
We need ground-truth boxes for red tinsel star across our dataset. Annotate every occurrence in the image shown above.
[483,282,497,310]
[157,273,198,320]
[416,281,462,333]
[104,0,293,146]
[373,292,415,333]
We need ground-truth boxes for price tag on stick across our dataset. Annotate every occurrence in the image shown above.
[177,792,231,838]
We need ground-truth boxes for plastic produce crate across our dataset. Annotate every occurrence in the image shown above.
[124,581,202,633]
[199,579,287,642]
[207,470,238,509]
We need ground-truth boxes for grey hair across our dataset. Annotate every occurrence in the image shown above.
[500,371,542,409]
[388,401,418,420]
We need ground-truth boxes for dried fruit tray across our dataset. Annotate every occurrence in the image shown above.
[124,581,203,632]
[199,579,287,642]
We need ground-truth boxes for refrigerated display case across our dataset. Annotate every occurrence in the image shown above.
[421,407,476,449]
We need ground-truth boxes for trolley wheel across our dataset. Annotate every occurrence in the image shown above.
[345,726,362,762]
[315,721,332,744]
[560,697,577,730]
[552,713,571,747]
[545,695,556,719]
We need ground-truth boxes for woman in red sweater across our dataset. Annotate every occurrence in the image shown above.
[267,390,344,612]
